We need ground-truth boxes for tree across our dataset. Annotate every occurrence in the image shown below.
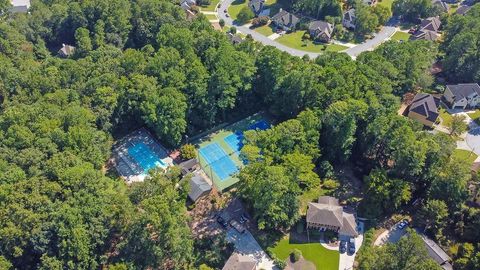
[448,115,468,136]
[252,16,269,27]
[392,0,439,22]
[219,18,225,28]
[237,6,254,24]
[181,144,196,160]
[372,4,391,25]
[416,199,448,235]
[355,5,379,36]
[74,27,92,57]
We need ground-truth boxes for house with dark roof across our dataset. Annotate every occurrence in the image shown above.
[306,196,358,238]
[227,32,244,45]
[456,5,472,15]
[342,9,356,30]
[271,9,299,31]
[58,44,75,58]
[410,16,442,41]
[419,233,453,270]
[308,20,334,43]
[188,173,212,202]
[443,83,480,109]
[179,158,199,175]
[432,0,449,12]
[248,0,265,15]
[10,0,30,13]
[222,252,257,270]
[407,93,440,127]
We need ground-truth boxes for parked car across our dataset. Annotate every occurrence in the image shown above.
[348,238,356,254]
[226,13,230,17]
[398,220,409,230]
[230,219,245,234]
[340,240,347,253]
[217,216,228,228]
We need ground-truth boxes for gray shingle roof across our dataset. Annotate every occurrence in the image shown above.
[409,93,440,122]
[188,173,211,202]
[222,252,257,270]
[248,0,264,14]
[307,196,343,228]
[344,9,355,22]
[446,83,480,102]
[308,20,333,39]
[271,10,299,28]
[420,233,451,265]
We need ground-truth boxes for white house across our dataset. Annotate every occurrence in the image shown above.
[443,83,480,110]
[343,9,356,30]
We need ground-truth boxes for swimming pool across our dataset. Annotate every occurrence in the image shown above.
[127,142,166,173]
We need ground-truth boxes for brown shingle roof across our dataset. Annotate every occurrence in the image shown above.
[222,253,256,270]
[409,93,440,122]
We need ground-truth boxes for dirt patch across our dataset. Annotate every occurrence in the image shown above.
[285,256,316,270]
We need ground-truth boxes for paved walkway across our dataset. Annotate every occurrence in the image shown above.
[216,0,397,59]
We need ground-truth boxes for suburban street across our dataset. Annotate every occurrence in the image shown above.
[216,0,396,59]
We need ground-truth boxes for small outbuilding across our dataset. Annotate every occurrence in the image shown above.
[179,158,199,175]
[188,173,212,202]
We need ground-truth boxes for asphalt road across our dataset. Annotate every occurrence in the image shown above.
[216,0,396,59]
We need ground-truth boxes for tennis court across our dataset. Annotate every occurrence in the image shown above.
[195,115,271,191]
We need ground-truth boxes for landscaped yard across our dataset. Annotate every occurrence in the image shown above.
[200,0,220,12]
[254,24,275,36]
[452,149,478,164]
[468,110,480,125]
[269,237,339,270]
[228,0,248,21]
[391,31,411,41]
[440,108,453,127]
[205,14,217,20]
[276,31,348,53]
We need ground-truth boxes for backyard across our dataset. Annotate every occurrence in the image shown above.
[200,0,220,12]
[269,236,340,270]
[391,31,411,41]
[276,31,348,53]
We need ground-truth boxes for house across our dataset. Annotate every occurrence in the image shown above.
[10,0,30,13]
[306,196,358,238]
[222,252,257,270]
[57,44,75,58]
[443,83,480,109]
[456,5,472,15]
[248,0,265,16]
[227,32,244,45]
[342,9,356,30]
[419,233,453,270]
[432,0,449,13]
[362,0,377,6]
[180,0,196,10]
[271,9,299,31]
[410,16,442,41]
[308,20,334,43]
[407,93,440,127]
[179,158,199,175]
[188,173,212,202]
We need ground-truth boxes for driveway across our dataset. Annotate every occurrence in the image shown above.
[226,228,278,270]
[373,224,407,246]
[217,0,396,59]
[339,222,364,270]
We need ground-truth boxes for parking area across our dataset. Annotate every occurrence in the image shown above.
[338,222,364,270]
[374,220,409,246]
[227,229,278,270]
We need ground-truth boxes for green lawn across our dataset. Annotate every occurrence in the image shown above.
[378,0,394,11]
[452,149,477,164]
[228,0,248,21]
[391,31,411,41]
[200,0,220,12]
[276,31,348,53]
[440,108,453,127]
[468,110,480,125]
[269,237,339,270]
[254,24,275,36]
[205,14,217,20]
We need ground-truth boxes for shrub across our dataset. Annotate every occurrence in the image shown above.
[219,19,225,28]
[274,258,286,269]
[230,26,237,34]
[180,144,196,160]
[322,179,339,190]
[237,6,254,24]
[291,249,302,262]
[252,16,269,27]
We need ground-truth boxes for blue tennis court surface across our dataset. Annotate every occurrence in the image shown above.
[128,142,166,172]
[249,120,270,131]
[224,120,271,152]
[199,143,238,181]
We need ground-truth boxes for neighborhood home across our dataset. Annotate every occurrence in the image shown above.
[58,44,75,58]
[179,158,200,175]
[180,0,196,11]
[443,83,480,109]
[308,20,334,43]
[248,0,265,16]
[271,9,299,31]
[407,93,440,128]
[456,5,472,15]
[10,0,30,13]
[187,172,212,202]
[227,32,244,45]
[410,16,442,41]
[432,0,449,13]
[222,252,257,270]
[306,196,358,238]
[342,9,356,30]
[420,233,453,270]
[362,0,377,6]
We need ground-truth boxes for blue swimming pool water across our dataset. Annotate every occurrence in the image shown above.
[128,142,166,173]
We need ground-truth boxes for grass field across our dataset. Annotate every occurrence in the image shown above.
[378,0,394,11]
[269,237,339,270]
[228,0,248,21]
[205,14,217,20]
[276,31,348,53]
[254,24,275,36]
[439,108,453,127]
[200,0,220,12]
[452,149,477,164]
[391,31,411,41]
